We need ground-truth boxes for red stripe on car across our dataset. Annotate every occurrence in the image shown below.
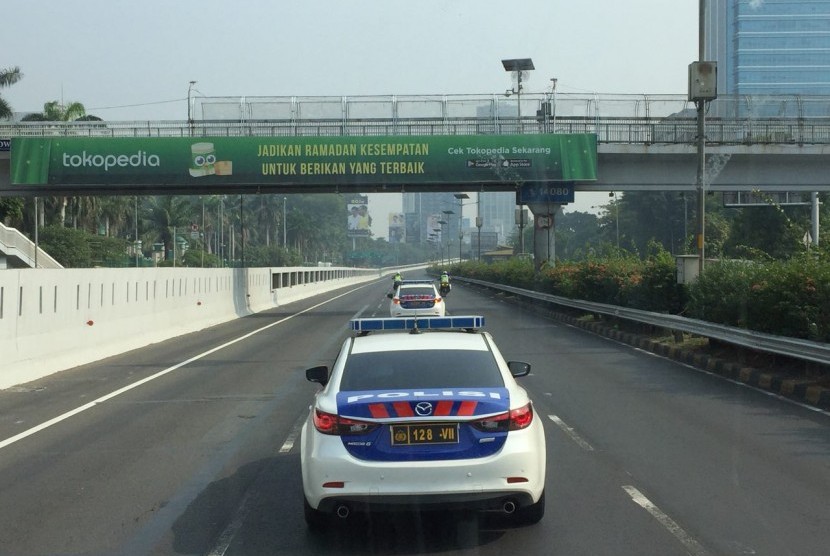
[393,402,414,417]
[368,403,389,418]
[457,401,478,416]
[434,401,454,416]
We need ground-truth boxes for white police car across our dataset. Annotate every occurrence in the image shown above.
[301,316,546,527]
[387,280,445,318]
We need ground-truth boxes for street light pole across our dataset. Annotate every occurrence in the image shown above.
[135,196,139,267]
[437,219,448,266]
[611,191,620,250]
[502,58,534,131]
[441,210,454,263]
[283,196,287,248]
[454,193,469,262]
[476,216,483,261]
[187,80,196,136]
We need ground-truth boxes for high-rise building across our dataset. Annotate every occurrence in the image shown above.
[403,191,527,252]
[402,192,460,246]
[706,0,830,98]
[478,191,522,247]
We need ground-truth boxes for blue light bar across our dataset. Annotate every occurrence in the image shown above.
[350,316,484,332]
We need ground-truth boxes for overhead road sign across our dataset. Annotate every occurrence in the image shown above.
[6,134,596,196]
[516,182,575,204]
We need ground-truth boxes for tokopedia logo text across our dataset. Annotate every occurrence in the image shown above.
[62,151,161,172]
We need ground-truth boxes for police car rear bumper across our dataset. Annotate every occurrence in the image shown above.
[301,419,546,512]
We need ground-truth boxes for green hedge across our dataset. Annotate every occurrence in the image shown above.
[686,256,830,342]
[447,249,829,342]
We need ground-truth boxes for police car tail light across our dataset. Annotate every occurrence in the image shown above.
[509,403,534,430]
[313,409,378,436]
[470,403,534,432]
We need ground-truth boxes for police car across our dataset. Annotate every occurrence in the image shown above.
[387,280,445,318]
[300,316,546,527]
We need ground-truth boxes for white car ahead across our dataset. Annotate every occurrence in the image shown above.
[300,316,546,527]
[388,280,445,318]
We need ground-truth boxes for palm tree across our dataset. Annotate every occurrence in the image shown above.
[21,100,97,227]
[142,196,194,260]
[0,66,23,120]
[21,99,88,122]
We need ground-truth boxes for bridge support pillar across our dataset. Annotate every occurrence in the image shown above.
[527,203,561,272]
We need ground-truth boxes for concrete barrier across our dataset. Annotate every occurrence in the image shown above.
[0,265,381,389]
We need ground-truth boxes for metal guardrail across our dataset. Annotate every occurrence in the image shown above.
[460,277,830,366]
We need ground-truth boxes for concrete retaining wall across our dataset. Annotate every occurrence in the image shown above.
[0,266,381,389]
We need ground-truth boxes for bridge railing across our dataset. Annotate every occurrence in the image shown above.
[4,116,830,145]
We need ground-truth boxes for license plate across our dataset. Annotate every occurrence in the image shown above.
[390,423,459,445]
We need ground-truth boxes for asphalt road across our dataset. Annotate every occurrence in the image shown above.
[0,274,828,556]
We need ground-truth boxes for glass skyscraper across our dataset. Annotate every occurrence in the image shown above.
[706,0,830,97]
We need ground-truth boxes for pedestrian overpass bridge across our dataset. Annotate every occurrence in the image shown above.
[1,93,828,196]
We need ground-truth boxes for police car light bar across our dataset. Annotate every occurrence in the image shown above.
[350,316,484,333]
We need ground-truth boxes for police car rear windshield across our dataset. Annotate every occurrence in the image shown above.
[398,286,436,297]
[340,350,504,390]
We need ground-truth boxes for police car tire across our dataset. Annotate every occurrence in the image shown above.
[303,497,328,529]
[514,489,545,525]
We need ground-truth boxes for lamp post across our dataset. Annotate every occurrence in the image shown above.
[610,191,620,251]
[437,219,448,266]
[502,58,534,129]
[453,193,469,261]
[515,207,528,254]
[135,196,140,267]
[187,80,197,135]
[476,216,483,261]
[283,196,287,248]
[441,210,454,263]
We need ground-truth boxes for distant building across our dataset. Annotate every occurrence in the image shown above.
[403,191,525,251]
[706,0,830,116]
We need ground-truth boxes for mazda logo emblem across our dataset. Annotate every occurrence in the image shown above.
[415,402,433,416]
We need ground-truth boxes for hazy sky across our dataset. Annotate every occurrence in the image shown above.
[4,0,699,237]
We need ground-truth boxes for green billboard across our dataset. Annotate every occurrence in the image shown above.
[9,134,596,193]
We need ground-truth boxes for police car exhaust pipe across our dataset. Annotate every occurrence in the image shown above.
[335,504,351,519]
[502,500,517,514]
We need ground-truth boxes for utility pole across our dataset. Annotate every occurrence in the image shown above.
[690,0,717,275]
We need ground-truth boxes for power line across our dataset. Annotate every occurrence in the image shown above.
[88,97,186,111]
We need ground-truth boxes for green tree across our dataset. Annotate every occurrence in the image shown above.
[722,195,825,260]
[37,225,92,268]
[0,197,24,226]
[0,66,23,119]
[555,211,602,260]
[142,196,194,259]
[21,100,88,122]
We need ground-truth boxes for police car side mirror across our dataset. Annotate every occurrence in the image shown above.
[507,361,531,378]
[386,293,393,299]
[306,365,329,386]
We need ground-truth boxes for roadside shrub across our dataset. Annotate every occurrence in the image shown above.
[687,255,830,341]
[38,226,92,268]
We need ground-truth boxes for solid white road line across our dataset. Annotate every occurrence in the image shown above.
[0,284,370,452]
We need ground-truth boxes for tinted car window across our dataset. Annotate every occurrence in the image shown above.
[340,349,504,390]
[398,286,436,297]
